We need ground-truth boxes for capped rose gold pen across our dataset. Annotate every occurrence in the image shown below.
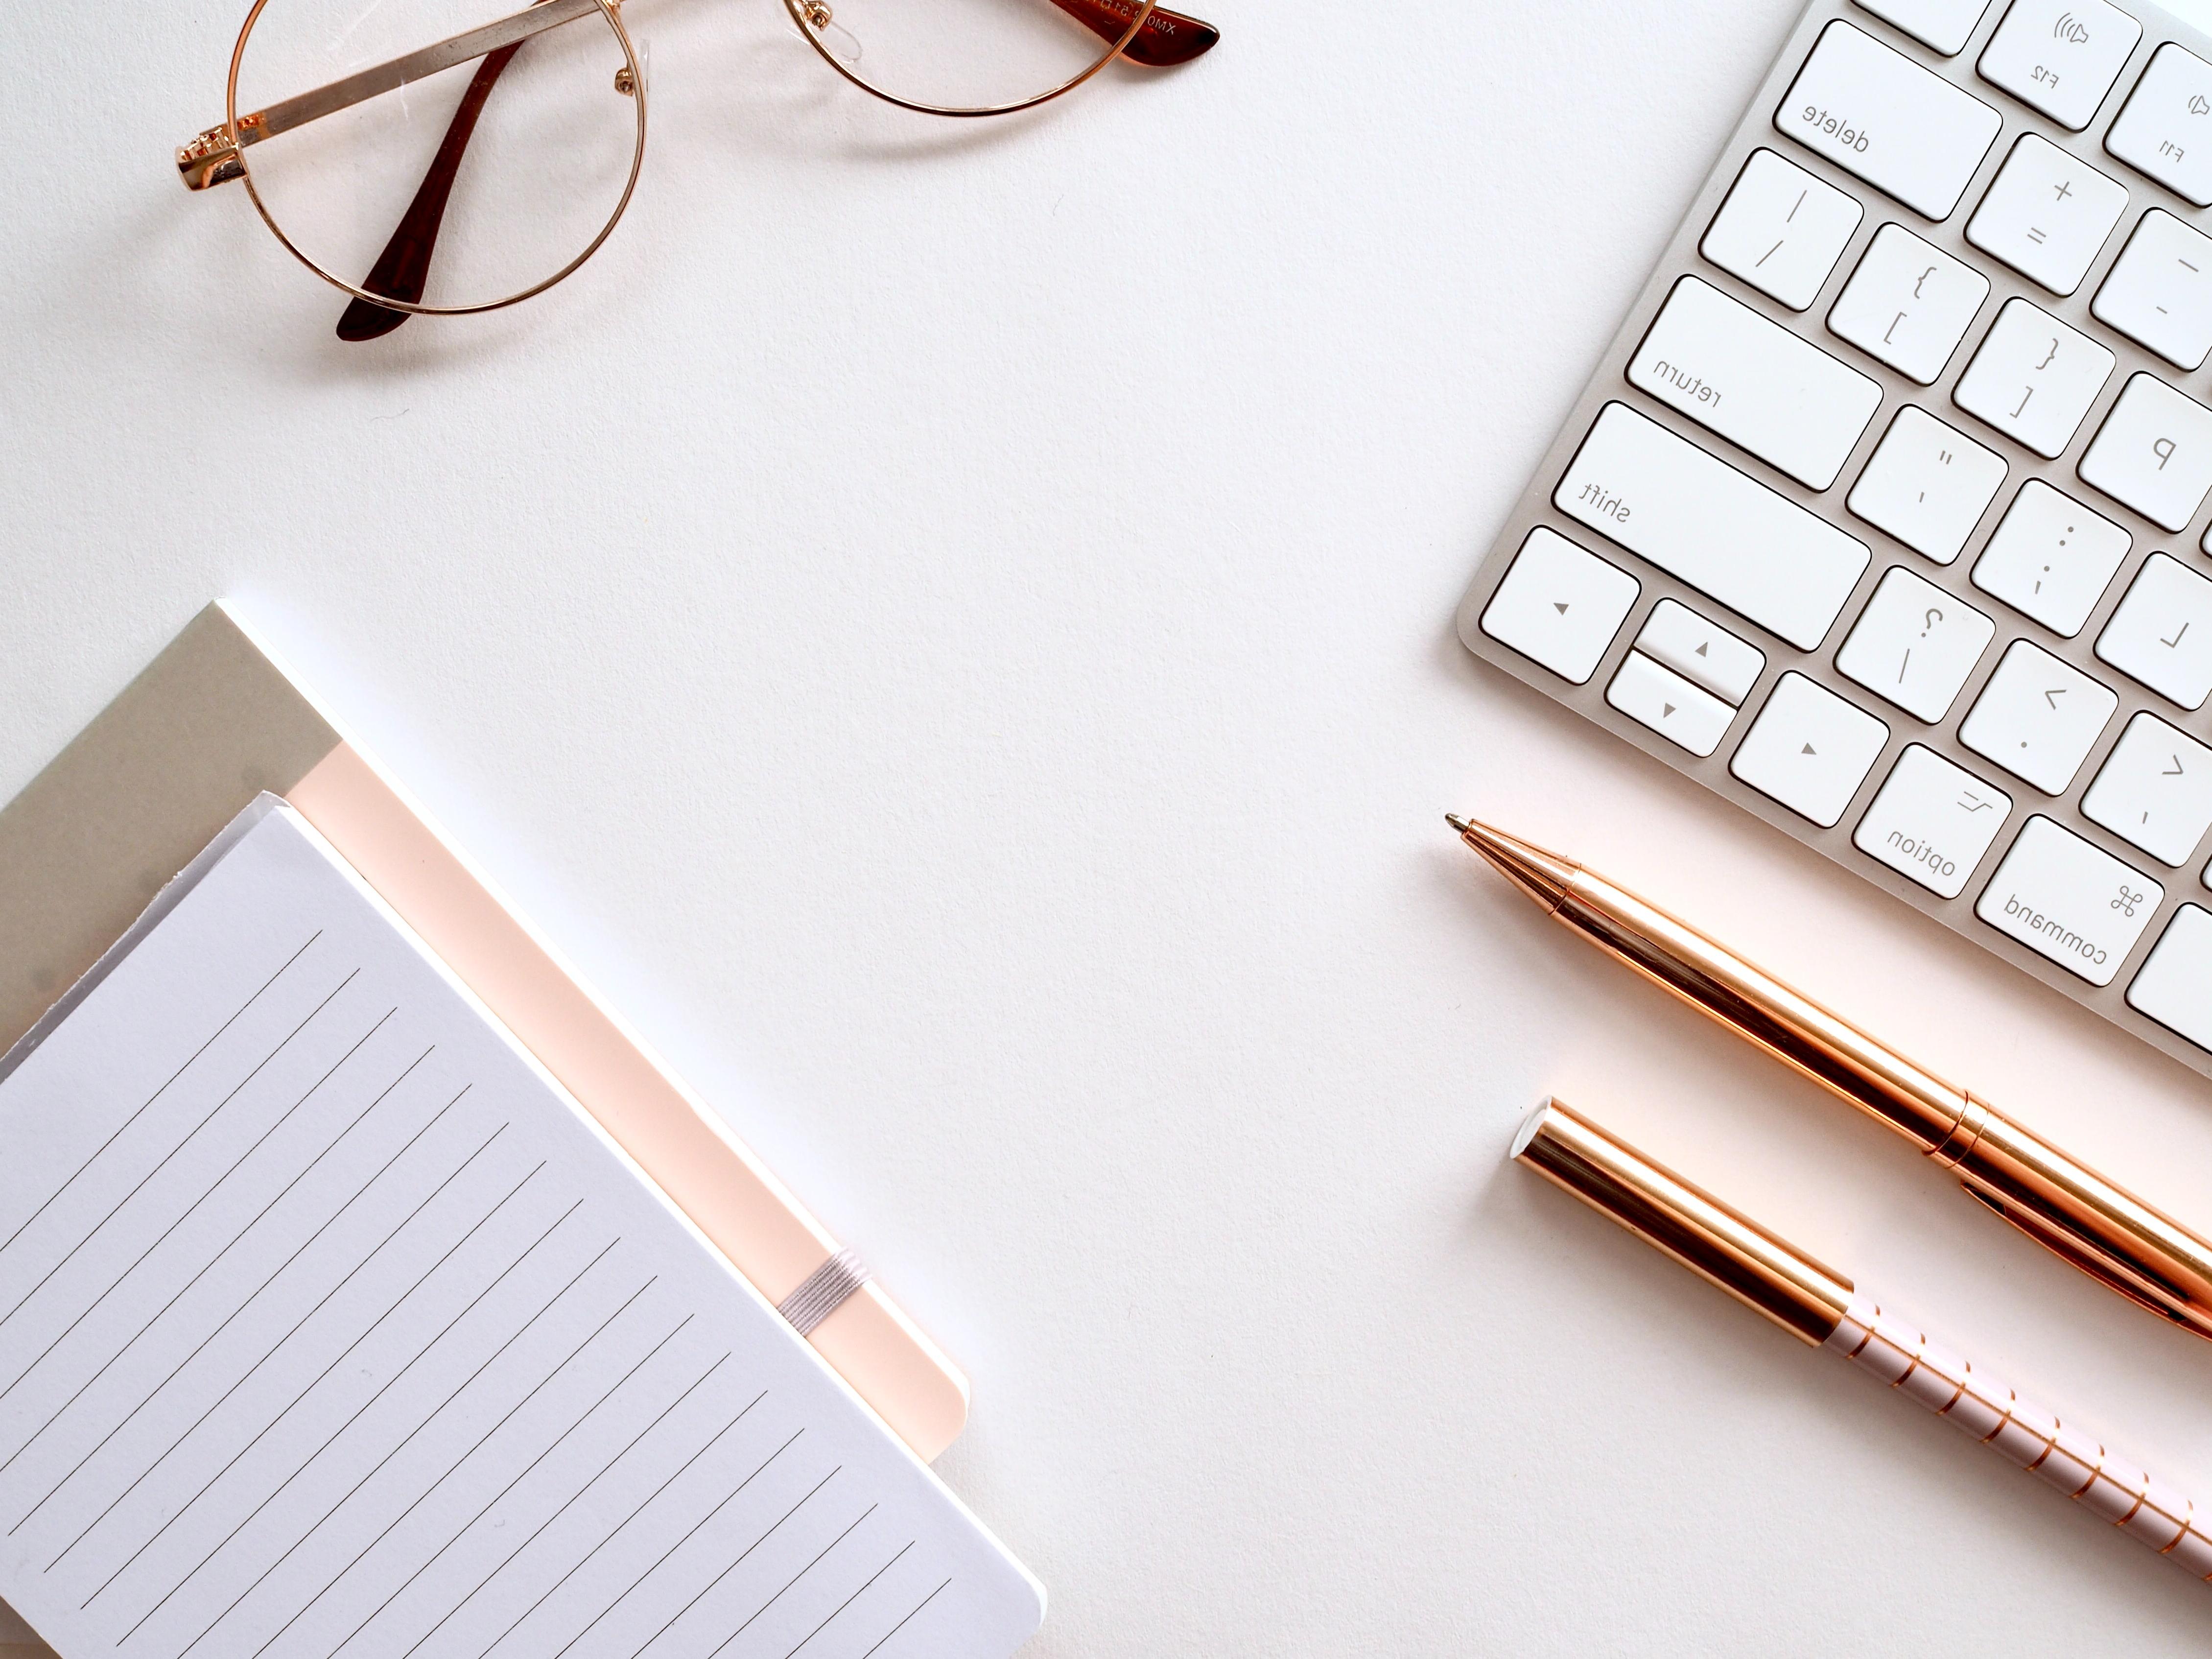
[1515,1097,2212,1581]
[1449,814,2212,1344]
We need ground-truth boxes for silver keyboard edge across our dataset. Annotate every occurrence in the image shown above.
[1456,0,2212,1084]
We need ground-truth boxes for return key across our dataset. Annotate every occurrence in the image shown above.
[1629,276,1882,490]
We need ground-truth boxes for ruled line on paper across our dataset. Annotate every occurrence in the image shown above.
[121,1192,594,1650]
[476,1396,787,1659]
[612,1439,819,1659]
[8,1044,437,1482]
[860,1579,952,1658]
[253,1273,661,1659]
[2,1048,439,1504]
[0,1008,399,1411]
[7,1057,449,1557]
[0,931,322,1264]
[551,1438,831,1659]
[54,1103,503,1591]
[318,1309,700,1659]
[0,965,362,1339]
[781,1540,913,1659]
[397,1351,735,1659]
[704,1501,877,1659]
[164,1230,623,1657]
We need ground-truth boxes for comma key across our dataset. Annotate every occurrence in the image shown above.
[1976,815,2162,986]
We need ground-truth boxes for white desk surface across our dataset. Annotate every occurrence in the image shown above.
[9,0,2212,1650]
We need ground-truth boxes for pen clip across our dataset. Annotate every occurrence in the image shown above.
[1961,1185,2210,1340]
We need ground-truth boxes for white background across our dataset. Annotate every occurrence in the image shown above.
[10,0,2212,1650]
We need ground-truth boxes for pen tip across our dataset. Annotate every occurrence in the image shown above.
[1445,815,1577,914]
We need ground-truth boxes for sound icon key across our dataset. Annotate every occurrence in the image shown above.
[1979,0,2141,131]
[2110,43,2212,206]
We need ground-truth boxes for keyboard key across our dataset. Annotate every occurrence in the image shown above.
[1977,0,2141,131]
[1959,638,2119,792]
[1633,600,1765,704]
[1700,150,1866,311]
[2127,904,2212,1048]
[2081,711,2212,865]
[1856,0,1992,55]
[2094,552,2212,709]
[1779,22,2003,218]
[2090,211,2212,371]
[1855,743,2014,897]
[1969,479,2130,636]
[1847,406,2007,563]
[1976,815,2161,985]
[1606,652,1738,756]
[1836,564,1997,719]
[1629,277,1883,489]
[1553,403,1872,650]
[1965,135,2127,295]
[1731,672,1892,826]
[1952,296,2115,457]
[1478,527,1640,684]
[1827,223,1991,383]
[2105,43,2212,207]
[2077,373,2212,532]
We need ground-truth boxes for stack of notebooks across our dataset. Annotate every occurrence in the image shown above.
[0,608,1042,1658]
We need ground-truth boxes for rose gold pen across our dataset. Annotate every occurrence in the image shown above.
[1515,1097,2212,1581]
[1448,814,2212,1343]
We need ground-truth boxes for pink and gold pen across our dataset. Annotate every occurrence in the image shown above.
[1449,815,2212,1345]
[1515,1097,2212,1580]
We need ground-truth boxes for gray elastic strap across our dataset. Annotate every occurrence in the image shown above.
[777,1247,872,1337]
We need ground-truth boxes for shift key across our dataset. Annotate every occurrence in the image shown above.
[1555,403,1871,650]
[1776,22,2001,219]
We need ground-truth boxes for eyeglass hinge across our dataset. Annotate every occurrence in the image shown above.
[176,121,257,191]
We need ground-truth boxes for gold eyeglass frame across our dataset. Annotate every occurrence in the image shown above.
[178,0,1173,321]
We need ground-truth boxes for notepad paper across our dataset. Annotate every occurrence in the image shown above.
[0,801,1040,1659]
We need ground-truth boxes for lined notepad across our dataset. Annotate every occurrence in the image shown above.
[0,801,1040,1659]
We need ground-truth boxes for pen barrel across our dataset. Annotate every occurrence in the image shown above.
[1827,1295,2212,1578]
[1557,877,2212,1339]
[1555,882,1968,1151]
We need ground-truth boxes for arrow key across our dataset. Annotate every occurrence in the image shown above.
[1634,599,1765,704]
[1959,639,2119,794]
[2083,712,2212,865]
[1730,672,1891,827]
[1478,527,1640,685]
[1607,651,1737,757]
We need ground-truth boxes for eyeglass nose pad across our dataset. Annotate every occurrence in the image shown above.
[792,3,863,65]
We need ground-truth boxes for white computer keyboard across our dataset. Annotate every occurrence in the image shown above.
[1457,0,2212,1078]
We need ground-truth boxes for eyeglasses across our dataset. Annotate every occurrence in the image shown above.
[176,0,1220,341]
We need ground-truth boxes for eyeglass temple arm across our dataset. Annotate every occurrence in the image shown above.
[1050,1,1218,67]
[176,0,601,190]
[174,0,1221,190]
[333,40,528,340]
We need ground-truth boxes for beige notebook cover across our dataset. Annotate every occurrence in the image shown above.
[0,606,968,1655]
